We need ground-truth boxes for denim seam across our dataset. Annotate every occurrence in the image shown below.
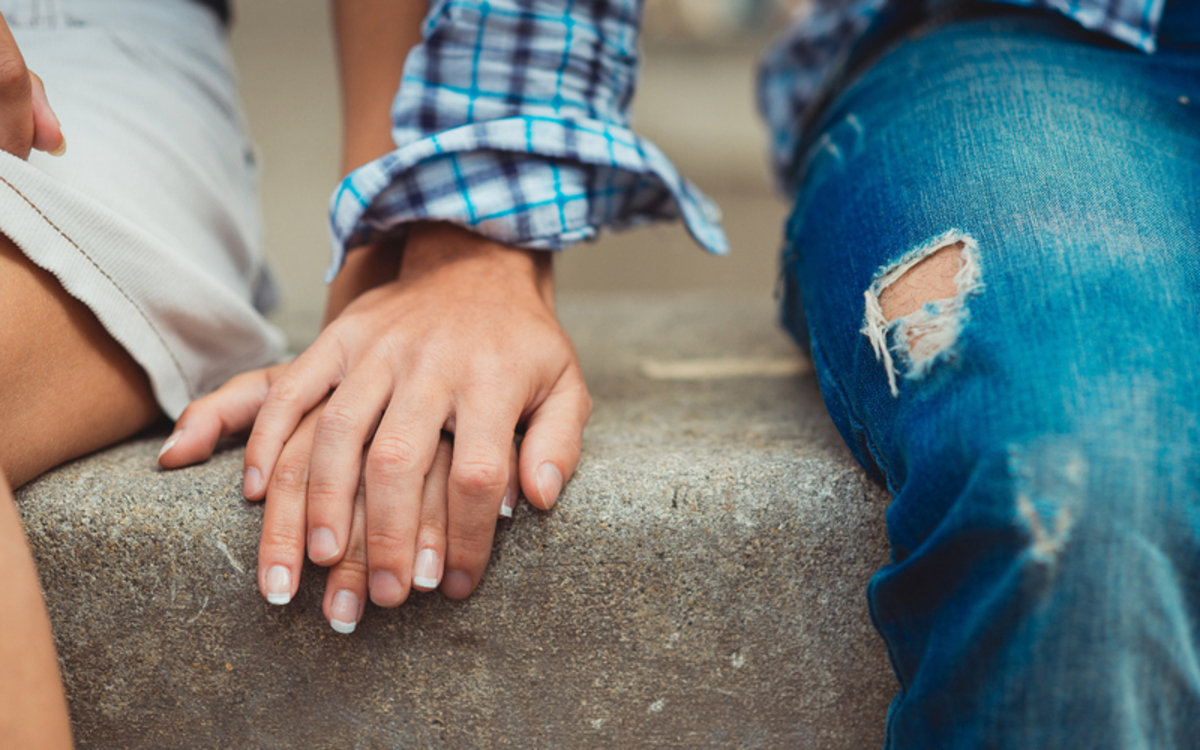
[808,333,897,495]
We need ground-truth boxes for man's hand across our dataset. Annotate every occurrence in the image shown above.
[0,14,64,159]
[163,223,591,613]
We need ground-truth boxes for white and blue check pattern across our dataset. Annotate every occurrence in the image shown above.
[328,0,1163,271]
[759,0,1165,193]
[327,0,727,279]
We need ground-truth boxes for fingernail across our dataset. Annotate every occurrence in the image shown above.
[308,527,338,562]
[536,462,563,507]
[369,571,404,606]
[329,590,359,634]
[265,565,291,605]
[499,485,516,518]
[441,569,473,599]
[243,466,263,498]
[156,430,182,462]
[31,80,66,156]
[413,548,440,589]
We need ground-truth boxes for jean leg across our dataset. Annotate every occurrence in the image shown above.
[783,13,1200,749]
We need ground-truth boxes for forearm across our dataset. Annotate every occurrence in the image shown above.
[325,0,425,325]
[332,0,424,177]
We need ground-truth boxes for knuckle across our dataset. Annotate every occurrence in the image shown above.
[305,477,345,503]
[330,554,369,579]
[445,530,494,562]
[366,435,422,481]
[365,527,410,555]
[0,57,29,94]
[266,375,305,408]
[418,514,448,540]
[259,525,305,554]
[270,460,308,495]
[314,404,362,441]
[450,461,507,502]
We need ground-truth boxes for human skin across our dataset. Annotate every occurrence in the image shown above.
[161,0,593,630]
[0,13,155,748]
[0,474,75,750]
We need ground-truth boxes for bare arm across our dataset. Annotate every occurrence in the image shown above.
[0,475,74,750]
[323,0,423,321]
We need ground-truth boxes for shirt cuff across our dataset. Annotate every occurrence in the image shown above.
[325,0,727,281]
[326,116,727,281]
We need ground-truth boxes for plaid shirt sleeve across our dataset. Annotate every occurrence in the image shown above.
[758,0,1165,194]
[327,0,728,280]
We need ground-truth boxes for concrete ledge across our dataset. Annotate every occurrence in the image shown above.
[17,293,895,749]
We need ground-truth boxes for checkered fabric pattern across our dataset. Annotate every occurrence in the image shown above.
[327,0,727,279]
[758,0,1166,193]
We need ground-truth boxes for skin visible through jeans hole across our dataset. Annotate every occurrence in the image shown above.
[878,243,965,321]
[861,231,983,396]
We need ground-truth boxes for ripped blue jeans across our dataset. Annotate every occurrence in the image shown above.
[782,4,1200,748]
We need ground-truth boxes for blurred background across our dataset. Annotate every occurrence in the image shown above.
[228,0,803,349]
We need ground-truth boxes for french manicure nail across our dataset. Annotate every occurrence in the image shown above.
[243,466,263,498]
[413,549,440,589]
[157,430,182,462]
[265,565,291,605]
[48,135,66,157]
[329,590,359,634]
[308,527,338,562]
[536,462,563,507]
[370,571,404,605]
[499,485,516,518]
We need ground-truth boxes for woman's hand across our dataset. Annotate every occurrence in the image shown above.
[162,223,591,613]
[0,14,65,159]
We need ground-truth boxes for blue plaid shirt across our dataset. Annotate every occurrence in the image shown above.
[328,0,726,279]
[328,0,1162,273]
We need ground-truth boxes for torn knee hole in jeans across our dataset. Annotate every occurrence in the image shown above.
[861,230,983,396]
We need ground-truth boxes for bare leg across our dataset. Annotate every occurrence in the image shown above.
[0,470,73,749]
[0,234,161,488]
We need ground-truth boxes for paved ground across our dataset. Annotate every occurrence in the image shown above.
[227,0,790,350]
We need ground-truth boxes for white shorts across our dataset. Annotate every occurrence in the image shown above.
[0,0,286,418]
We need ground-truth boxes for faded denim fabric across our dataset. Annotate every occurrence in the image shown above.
[758,0,1164,191]
[782,2,1200,747]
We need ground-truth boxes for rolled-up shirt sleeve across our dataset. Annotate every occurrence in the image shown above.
[327,0,728,280]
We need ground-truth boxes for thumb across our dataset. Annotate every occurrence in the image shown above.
[28,72,64,156]
[518,367,591,510]
[158,362,290,469]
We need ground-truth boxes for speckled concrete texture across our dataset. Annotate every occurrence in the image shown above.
[17,293,895,749]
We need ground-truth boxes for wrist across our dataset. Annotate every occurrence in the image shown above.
[323,236,404,327]
[402,222,555,307]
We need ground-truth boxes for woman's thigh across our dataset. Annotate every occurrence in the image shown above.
[0,234,159,488]
[782,8,1200,748]
[0,0,287,485]
[0,0,285,430]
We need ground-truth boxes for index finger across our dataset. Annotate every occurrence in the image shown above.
[243,338,347,499]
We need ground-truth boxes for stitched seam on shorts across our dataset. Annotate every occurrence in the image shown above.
[0,174,195,399]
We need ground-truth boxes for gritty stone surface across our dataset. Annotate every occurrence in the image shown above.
[17,292,896,749]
